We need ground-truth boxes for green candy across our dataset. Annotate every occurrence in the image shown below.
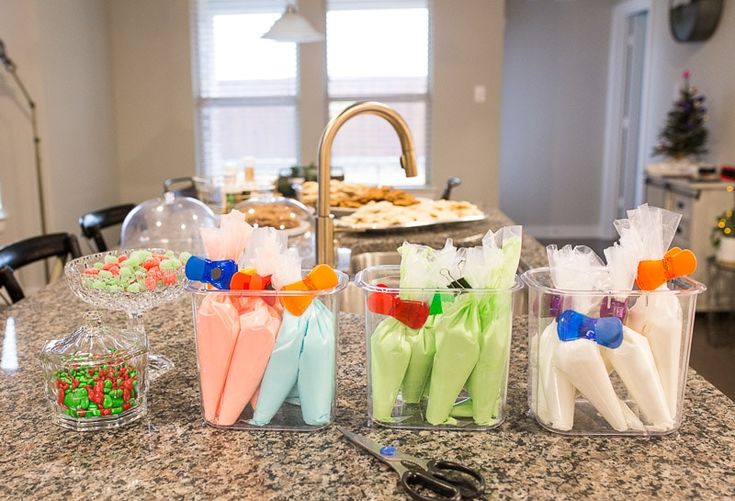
[111,398,123,407]
[87,409,101,417]
[126,283,141,293]
[119,267,133,279]
[179,252,192,264]
[98,270,113,279]
[104,255,118,264]
[88,402,98,410]
[159,259,180,270]
[102,395,113,409]
[164,250,176,258]
[67,409,78,418]
[129,398,136,407]
[93,262,104,270]
[111,407,123,415]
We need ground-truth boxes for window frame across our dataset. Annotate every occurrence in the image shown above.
[192,0,302,177]
[324,1,432,187]
[192,0,433,187]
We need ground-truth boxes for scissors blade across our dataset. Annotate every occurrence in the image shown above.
[337,427,389,460]
[337,426,420,470]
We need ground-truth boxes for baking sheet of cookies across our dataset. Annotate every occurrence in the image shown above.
[334,199,486,232]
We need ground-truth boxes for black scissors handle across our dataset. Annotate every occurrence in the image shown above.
[401,469,461,501]
[427,460,485,499]
[400,460,485,500]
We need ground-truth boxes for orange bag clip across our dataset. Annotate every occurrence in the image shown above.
[636,247,697,291]
[280,264,339,316]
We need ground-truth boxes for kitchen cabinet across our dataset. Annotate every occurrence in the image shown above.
[645,175,735,310]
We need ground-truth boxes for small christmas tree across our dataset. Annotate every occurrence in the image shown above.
[653,70,708,159]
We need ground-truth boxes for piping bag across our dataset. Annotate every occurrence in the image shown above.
[463,226,522,425]
[370,317,411,421]
[399,241,459,403]
[369,241,456,419]
[216,298,281,425]
[602,237,673,429]
[622,204,687,417]
[545,245,632,432]
[297,299,336,425]
[216,228,286,426]
[250,249,304,426]
[425,293,481,425]
[195,294,240,423]
[251,300,336,426]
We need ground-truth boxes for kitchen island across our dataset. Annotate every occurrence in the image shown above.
[1,278,734,499]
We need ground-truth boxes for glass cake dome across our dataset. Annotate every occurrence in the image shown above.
[121,192,218,255]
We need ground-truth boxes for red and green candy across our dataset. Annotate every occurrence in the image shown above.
[54,363,139,418]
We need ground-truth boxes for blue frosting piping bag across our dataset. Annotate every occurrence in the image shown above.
[298,300,336,425]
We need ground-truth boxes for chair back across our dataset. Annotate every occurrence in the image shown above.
[0,233,82,303]
[79,204,135,252]
[163,177,199,199]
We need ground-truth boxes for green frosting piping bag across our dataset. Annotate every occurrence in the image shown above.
[370,317,411,421]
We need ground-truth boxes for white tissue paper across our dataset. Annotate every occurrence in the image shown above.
[242,227,288,277]
[200,209,253,262]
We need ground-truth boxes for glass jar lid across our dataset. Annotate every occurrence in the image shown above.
[40,313,145,367]
[235,190,313,236]
[120,192,218,255]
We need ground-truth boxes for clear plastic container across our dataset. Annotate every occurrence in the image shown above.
[522,267,706,436]
[39,313,148,431]
[185,270,347,431]
[356,265,523,430]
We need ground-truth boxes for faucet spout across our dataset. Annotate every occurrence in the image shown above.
[315,101,418,265]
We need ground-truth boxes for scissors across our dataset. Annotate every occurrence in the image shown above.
[337,427,485,500]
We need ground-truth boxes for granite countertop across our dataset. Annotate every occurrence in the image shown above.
[1,280,734,499]
[337,208,547,271]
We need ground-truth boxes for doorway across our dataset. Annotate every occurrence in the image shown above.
[601,0,652,226]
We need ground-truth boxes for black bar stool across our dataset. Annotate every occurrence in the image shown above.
[79,204,136,252]
[0,233,82,303]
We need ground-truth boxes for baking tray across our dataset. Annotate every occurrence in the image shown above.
[334,213,488,233]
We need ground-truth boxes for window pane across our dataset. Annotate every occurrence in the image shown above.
[327,7,428,96]
[328,100,426,186]
[200,104,297,178]
[200,12,297,97]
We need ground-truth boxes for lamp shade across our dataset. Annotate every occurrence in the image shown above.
[262,4,324,43]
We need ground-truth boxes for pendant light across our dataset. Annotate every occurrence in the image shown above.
[262,3,324,43]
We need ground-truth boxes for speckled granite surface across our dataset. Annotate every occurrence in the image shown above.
[1,280,734,499]
[337,208,547,271]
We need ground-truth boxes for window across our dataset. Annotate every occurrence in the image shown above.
[194,0,299,178]
[327,0,430,186]
[194,0,431,185]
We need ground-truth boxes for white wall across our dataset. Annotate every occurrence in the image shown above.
[432,0,505,207]
[644,1,735,168]
[0,0,118,287]
[107,0,197,204]
[499,0,613,238]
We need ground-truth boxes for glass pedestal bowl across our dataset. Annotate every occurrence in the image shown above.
[64,249,186,380]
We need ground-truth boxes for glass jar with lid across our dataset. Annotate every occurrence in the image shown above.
[39,313,148,431]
